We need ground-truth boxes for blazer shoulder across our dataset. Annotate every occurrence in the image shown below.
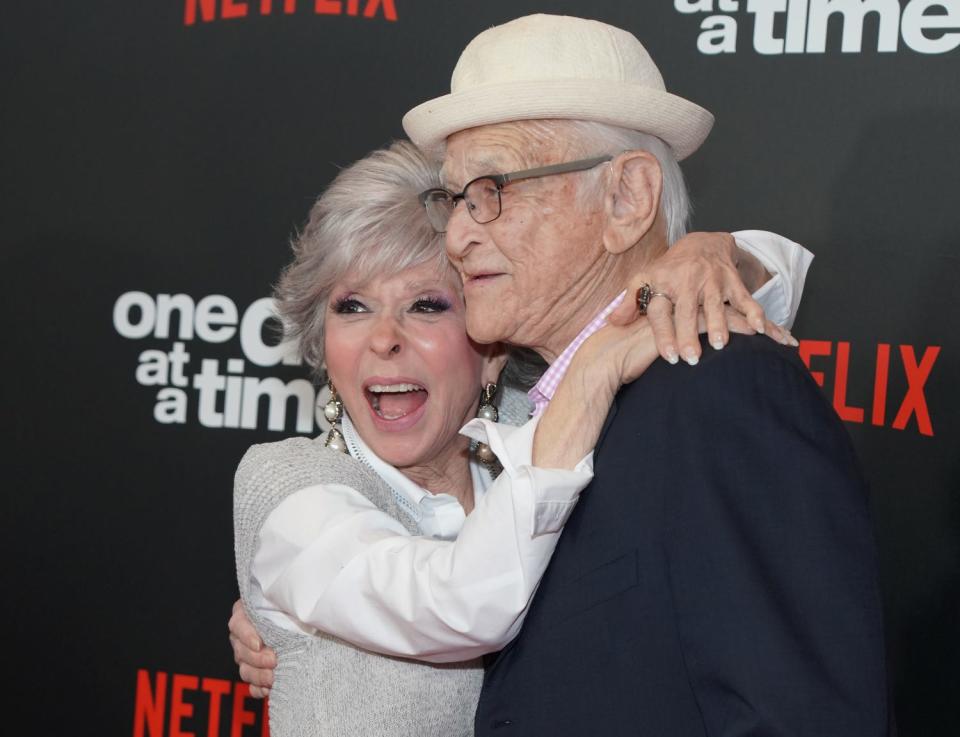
[694,333,815,393]
[617,333,816,416]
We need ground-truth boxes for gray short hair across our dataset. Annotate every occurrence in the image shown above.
[500,119,692,245]
[275,140,448,378]
[569,120,691,245]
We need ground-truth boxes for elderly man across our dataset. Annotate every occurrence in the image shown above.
[403,13,886,737]
[231,13,886,736]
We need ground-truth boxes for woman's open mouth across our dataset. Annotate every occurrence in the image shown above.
[364,382,428,420]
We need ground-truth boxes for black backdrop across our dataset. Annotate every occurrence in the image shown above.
[3,2,957,735]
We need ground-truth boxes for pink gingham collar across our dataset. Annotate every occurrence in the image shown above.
[528,291,626,417]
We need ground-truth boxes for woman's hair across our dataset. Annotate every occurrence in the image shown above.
[275,140,449,379]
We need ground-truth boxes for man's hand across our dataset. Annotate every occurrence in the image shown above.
[229,599,277,698]
[608,231,797,365]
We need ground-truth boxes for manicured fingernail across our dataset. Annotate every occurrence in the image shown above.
[711,334,724,350]
[683,349,699,366]
[252,639,261,652]
[755,323,765,334]
[665,347,679,365]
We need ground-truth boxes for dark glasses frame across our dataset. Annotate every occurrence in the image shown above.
[418,154,613,233]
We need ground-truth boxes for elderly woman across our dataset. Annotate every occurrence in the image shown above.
[232,141,805,736]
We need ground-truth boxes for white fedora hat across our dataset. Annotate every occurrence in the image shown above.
[403,14,714,161]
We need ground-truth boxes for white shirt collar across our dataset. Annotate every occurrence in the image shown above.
[340,413,493,540]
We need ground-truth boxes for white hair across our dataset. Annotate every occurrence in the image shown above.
[275,140,449,379]
[513,119,692,245]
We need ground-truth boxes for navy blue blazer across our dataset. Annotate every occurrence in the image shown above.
[476,334,887,736]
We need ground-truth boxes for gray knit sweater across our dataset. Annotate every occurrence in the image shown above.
[234,437,483,737]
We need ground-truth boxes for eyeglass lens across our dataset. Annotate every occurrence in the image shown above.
[422,190,454,233]
[424,178,502,233]
[463,178,502,225]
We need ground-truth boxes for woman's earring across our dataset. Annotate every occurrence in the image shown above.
[323,384,348,454]
[474,383,499,466]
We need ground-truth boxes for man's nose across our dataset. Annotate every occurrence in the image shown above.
[368,314,403,357]
[444,205,483,260]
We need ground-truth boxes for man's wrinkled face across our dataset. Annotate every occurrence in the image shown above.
[441,123,606,352]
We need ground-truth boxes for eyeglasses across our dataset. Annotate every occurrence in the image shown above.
[418,155,613,234]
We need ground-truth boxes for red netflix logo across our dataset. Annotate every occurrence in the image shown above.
[133,669,269,737]
[184,0,397,26]
[798,340,940,437]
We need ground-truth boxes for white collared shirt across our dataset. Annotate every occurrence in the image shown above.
[249,414,593,663]
[337,414,489,541]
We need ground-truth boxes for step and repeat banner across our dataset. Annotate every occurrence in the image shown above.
[3,1,957,735]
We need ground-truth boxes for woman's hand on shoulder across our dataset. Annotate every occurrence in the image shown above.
[607,231,796,365]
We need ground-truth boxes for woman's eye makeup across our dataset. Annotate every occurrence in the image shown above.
[331,293,453,314]
[410,295,451,313]
[332,296,368,314]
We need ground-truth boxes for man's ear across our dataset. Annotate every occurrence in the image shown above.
[601,150,663,255]
[479,342,509,387]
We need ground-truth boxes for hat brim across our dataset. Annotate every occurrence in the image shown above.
[402,79,714,161]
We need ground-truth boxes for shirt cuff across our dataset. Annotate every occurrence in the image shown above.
[461,416,594,536]
[749,274,788,329]
[733,229,814,330]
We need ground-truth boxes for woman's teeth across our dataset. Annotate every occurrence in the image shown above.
[367,384,426,420]
[367,383,424,393]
